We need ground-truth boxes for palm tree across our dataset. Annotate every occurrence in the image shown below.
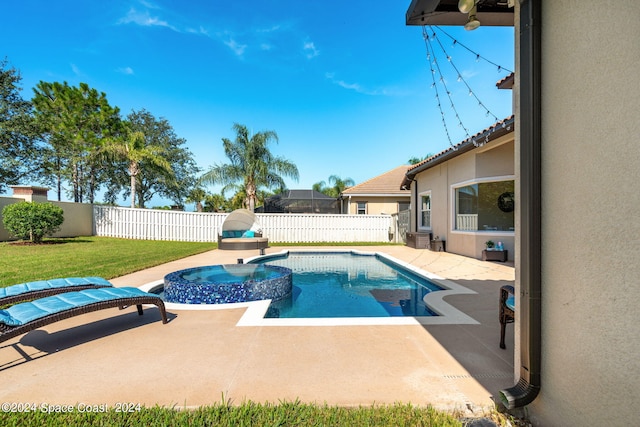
[327,175,355,197]
[200,123,299,212]
[106,131,172,208]
[203,193,227,212]
[186,188,207,212]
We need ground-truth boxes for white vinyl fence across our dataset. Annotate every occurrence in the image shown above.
[94,206,393,243]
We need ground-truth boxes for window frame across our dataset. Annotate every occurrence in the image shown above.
[418,190,432,230]
[450,176,515,235]
[356,201,367,215]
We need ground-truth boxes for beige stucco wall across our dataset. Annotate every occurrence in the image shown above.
[412,136,515,260]
[524,1,640,425]
[0,196,93,241]
[345,196,409,215]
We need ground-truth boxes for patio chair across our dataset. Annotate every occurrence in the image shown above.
[0,287,168,344]
[218,209,269,251]
[0,277,113,307]
[499,284,515,349]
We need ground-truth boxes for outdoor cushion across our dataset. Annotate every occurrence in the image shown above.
[505,294,515,311]
[0,277,112,299]
[242,230,255,238]
[222,230,245,238]
[0,287,156,326]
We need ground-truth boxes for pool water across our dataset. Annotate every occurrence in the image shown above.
[250,252,443,318]
[179,265,281,284]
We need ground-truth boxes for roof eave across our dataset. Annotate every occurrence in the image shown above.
[406,0,514,27]
[401,116,515,189]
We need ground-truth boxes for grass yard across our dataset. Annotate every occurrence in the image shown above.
[0,402,468,427]
[0,236,216,287]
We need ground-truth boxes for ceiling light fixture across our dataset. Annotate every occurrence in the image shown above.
[464,6,481,31]
[458,0,477,14]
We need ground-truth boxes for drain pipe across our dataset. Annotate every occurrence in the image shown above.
[499,0,541,409]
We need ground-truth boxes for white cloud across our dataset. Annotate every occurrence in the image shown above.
[324,72,401,96]
[224,38,247,57]
[118,7,177,32]
[117,66,135,75]
[303,40,319,59]
[70,63,82,76]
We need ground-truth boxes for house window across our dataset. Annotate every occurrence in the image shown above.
[454,180,515,231]
[419,191,431,229]
[357,202,367,215]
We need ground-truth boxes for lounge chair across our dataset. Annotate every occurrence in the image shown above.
[0,277,113,307]
[0,287,167,344]
[218,209,269,251]
[499,285,515,349]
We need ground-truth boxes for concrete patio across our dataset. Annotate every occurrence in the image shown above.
[0,245,515,414]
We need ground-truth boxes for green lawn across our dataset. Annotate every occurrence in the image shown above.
[0,402,467,427]
[0,236,215,287]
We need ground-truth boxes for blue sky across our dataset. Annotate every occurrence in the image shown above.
[2,0,514,206]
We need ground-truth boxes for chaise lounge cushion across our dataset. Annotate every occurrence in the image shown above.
[0,277,112,300]
[505,294,515,311]
[0,287,156,326]
[222,230,245,238]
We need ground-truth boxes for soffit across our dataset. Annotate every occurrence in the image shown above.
[406,0,514,26]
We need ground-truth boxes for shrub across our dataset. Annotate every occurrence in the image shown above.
[2,201,64,243]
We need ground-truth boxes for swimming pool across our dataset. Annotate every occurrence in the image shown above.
[248,252,442,318]
[142,250,479,326]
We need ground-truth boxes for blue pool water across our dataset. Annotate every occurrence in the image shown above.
[249,252,443,318]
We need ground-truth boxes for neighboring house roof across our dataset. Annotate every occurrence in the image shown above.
[342,165,412,197]
[496,72,515,89]
[401,115,515,189]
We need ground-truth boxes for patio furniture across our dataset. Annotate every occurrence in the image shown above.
[499,284,515,349]
[218,209,269,251]
[483,249,508,262]
[0,277,113,307]
[406,232,432,249]
[0,287,168,344]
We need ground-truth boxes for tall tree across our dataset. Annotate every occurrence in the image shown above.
[186,187,207,212]
[200,123,299,212]
[203,193,228,212]
[104,130,172,208]
[313,175,355,197]
[0,59,43,193]
[32,81,122,202]
[104,109,197,208]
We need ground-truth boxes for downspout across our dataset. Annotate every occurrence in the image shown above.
[499,0,541,409]
[412,178,418,232]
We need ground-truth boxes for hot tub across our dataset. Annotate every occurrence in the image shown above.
[163,264,292,304]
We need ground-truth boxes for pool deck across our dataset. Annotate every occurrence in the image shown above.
[0,245,515,415]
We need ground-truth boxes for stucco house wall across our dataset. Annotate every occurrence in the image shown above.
[344,196,407,215]
[411,134,515,260]
[524,1,640,425]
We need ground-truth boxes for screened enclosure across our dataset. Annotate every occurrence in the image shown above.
[259,190,340,214]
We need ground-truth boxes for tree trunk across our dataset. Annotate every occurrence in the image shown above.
[129,161,138,208]
[246,182,256,212]
[130,174,136,208]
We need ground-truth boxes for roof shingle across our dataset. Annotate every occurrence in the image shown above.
[341,165,412,196]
